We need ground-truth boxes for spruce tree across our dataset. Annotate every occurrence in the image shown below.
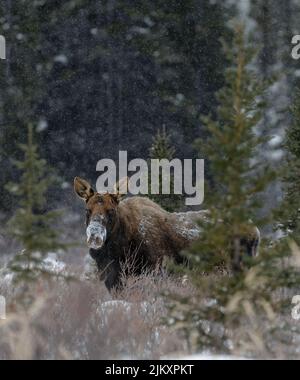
[187,24,273,272]
[149,127,183,212]
[277,91,300,242]
[6,124,66,282]
[149,127,175,161]
[0,0,48,211]
[167,25,300,356]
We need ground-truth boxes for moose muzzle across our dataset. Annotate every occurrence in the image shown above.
[86,220,107,250]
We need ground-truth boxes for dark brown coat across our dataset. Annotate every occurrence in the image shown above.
[89,196,208,290]
[74,177,260,291]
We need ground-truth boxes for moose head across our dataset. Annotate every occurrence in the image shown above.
[74,177,128,250]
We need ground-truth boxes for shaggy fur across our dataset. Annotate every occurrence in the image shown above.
[89,196,208,291]
[74,177,260,291]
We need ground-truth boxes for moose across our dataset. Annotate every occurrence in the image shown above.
[74,177,260,291]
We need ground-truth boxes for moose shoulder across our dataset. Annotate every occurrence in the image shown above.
[74,177,260,292]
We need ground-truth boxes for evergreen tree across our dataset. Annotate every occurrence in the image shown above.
[131,0,235,149]
[167,25,300,356]
[277,91,300,242]
[149,127,183,212]
[0,0,49,211]
[249,0,299,164]
[149,127,175,161]
[6,124,66,282]
[0,0,234,212]
[188,24,273,272]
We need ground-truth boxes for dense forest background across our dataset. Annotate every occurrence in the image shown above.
[1,0,300,360]
[0,0,299,214]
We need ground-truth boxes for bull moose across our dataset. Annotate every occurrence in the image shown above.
[74,177,260,291]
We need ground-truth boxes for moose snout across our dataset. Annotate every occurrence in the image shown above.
[86,220,107,250]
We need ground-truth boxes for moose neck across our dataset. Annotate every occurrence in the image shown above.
[104,208,129,247]
[89,206,131,262]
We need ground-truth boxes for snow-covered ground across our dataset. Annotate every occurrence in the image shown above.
[0,249,298,360]
[0,252,68,289]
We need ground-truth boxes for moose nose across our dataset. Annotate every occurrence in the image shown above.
[86,221,107,250]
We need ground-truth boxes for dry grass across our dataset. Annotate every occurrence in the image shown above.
[0,263,193,360]
[1,257,300,359]
[1,214,300,360]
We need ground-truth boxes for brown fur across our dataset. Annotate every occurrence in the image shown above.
[74,177,260,291]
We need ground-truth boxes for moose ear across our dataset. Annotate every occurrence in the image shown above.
[112,177,129,202]
[74,177,95,201]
